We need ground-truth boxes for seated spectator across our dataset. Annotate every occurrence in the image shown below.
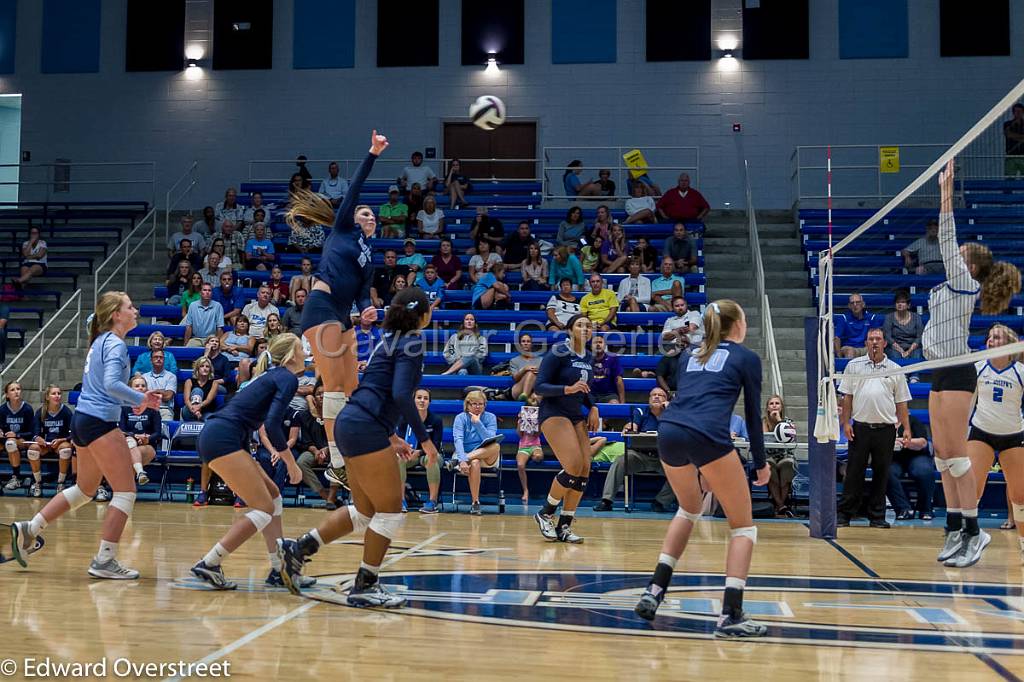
[244,223,276,271]
[397,387,444,513]
[415,264,446,310]
[287,220,326,254]
[371,249,410,307]
[632,236,659,273]
[264,312,285,341]
[510,333,542,400]
[293,384,339,509]
[199,205,217,237]
[243,191,270,226]
[501,221,535,271]
[354,315,383,371]
[204,237,233,271]
[661,295,703,354]
[121,375,160,486]
[549,246,585,289]
[212,271,245,324]
[288,172,309,202]
[442,313,488,375]
[468,206,503,253]
[398,239,428,274]
[656,173,710,224]
[730,413,749,440]
[515,395,543,503]
[168,238,203,280]
[416,195,445,238]
[472,262,510,310]
[202,335,231,386]
[237,337,270,387]
[590,336,624,403]
[244,210,269,241]
[545,278,581,330]
[834,292,882,359]
[220,316,254,362]
[580,274,618,331]
[601,223,631,274]
[289,256,315,297]
[282,288,306,333]
[624,182,657,224]
[664,223,697,274]
[199,250,226,287]
[132,331,179,375]
[384,273,409,307]
[902,219,944,276]
[617,257,652,312]
[452,390,500,515]
[241,286,279,337]
[883,289,924,365]
[444,158,471,209]
[579,235,604,274]
[655,347,682,394]
[431,238,463,291]
[141,350,177,421]
[267,265,290,306]
[15,226,48,288]
[0,380,34,493]
[468,239,502,284]
[182,357,223,422]
[215,187,244,226]
[399,151,436,193]
[596,168,616,197]
[886,414,934,521]
[379,186,409,238]
[627,171,662,198]
[180,271,204,316]
[320,161,348,208]
[405,183,425,225]
[184,283,225,347]
[213,219,246,266]
[562,159,603,198]
[762,395,797,517]
[166,258,196,307]
[556,206,587,251]
[590,205,613,243]
[650,256,685,311]
[253,415,299,492]
[168,215,206,256]
[520,243,549,291]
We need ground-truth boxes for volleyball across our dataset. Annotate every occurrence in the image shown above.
[773,421,797,443]
[469,95,506,131]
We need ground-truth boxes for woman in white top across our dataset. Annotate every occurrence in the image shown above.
[441,313,488,376]
[416,194,445,238]
[925,160,1022,569]
[520,243,549,291]
[624,182,657,225]
[16,226,47,287]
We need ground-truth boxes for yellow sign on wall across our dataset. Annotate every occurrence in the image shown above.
[879,146,900,173]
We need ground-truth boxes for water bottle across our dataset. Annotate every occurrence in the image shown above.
[297,491,306,507]
[185,477,194,504]
[498,489,505,514]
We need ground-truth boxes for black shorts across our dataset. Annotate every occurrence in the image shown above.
[334,413,393,458]
[930,363,978,393]
[657,421,735,468]
[70,412,119,447]
[968,426,1024,452]
[197,419,249,462]
[539,405,585,426]
[21,262,46,275]
[300,289,353,334]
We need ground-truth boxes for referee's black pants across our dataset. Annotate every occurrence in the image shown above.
[839,423,896,522]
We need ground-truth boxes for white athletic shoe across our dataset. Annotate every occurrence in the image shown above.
[94,487,111,502]
[135,471,149,486]
[3,475,19,491]
[29,483,41,498]
[55,482,65,493]
[534,512,557,541]
[715,612,768,638]
[346,582,405,608]
[88,557,139,580]
[556,524,584,544]
[937,531,963,562]
[947,531,991,569]
[9,521,43,567]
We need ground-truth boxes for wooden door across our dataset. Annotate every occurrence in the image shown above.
[443,122,537,180]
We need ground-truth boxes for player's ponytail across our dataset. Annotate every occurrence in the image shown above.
[252,333,301,379]
[91,291,129,344]
[980,260,1021,315]
[695,299,743,365]
[285,189,334,235]
[384,287,430,333]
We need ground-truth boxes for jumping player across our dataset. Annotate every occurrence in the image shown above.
[29,385,74,496]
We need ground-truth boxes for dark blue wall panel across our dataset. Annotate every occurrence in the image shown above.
[42,0,100,73]
[838,0,908,59]
[552,0,616,64]
[0,0,16,74]
[293,0,355,69]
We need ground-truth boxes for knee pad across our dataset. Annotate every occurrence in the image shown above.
[125,437,139,450]
[348,505,370,533]
[245,508,273,532]
[368,512,404,540]
[26,448,39,461]
[556,469,577,489]
[934,457,950,473]
[109,491,136,516]
[1013,503,1024,524]
[272,495,283,517]
[5,439,17,453]
[676,508,701,523]
[947,457,972,478]
[322,392,348,421]
[58,448,72,461]
[571,476,588,492]
[62,485,91,511]
[730,525,758,544]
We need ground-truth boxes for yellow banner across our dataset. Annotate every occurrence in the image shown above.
[879,146,900,174]
[622,149,649,179]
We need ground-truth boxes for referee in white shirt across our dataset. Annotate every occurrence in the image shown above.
[838,328,912,528]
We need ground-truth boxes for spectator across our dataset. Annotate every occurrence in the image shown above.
[182,357,223,422]
[452,390,500,515]
[656,173,710,223]
[596,168,616,197]
[0,380,34,493]
[431,238,463,291]
[617,257,652,312]
[282,288,306,333]
[379,186,409,239]
[320,161,349,207]
[650,256,685,311]
[837,328,912,528]
[632,236,659,273]
[546,278,582,330]
[168,216,206,256]
[762,395,797,517]
[444,158,471,209]
[120,375,160,486]
[241,286,279,337]
[624,182,657,224]
[664,223,697,274]
[215,187,244,226]
[442,313,488,376]
[515,396,543,502]
[655,346,683,394]
[549,246,585,289]
[398,239,428,274]
[472,262,509,310]
[730,413,750,440]
[397,387,444,514]
[287,172,308,204]
[580,274,619,331]
[204,237,233,271]
[236,336,269,387]
[556,206,587,250]
[413,264,445,310]
[501,221,535,271]
[468,239,502,284]
[661,295,704,354]
[141,350,177,421]
[562,159,603,198]
[383,273,408,307]
[289,256,315,296]
[1005,102,1024,179]
[886,414,935,521]
[220,316,253,362]
[591,205,613,243]
[371,249,410,307]
[266,265,290,306]
[292,155,311,184]
[244,223,276,271]
[509,333,542,400]
[627,170,662,197]
[183,283,225,347]
[202,335,231,385]
[14,226,48,288]
[520,243,549,291]
[901,219,944,276]
[242,191,270,226]
[399,151,436,192]
[293,384,339,509]
[167,239,201,282]
[834,292,883,359]
[0,303,8,369]
[405,183,426,228]
[212,271,245,324]
[579,235,604,274]
[263,312,285,341]
[416,195,445,238]
[468,206,503,252]
[354,315,383,370]
[213,219,246,266]
[287,219,325,254]
[199,205,217,236]
[590,335,625,403]
[600,223,631,274]
[882,290,924,367]
[132,331,179,376]
[199,250,226,287]
[180,271,204,316]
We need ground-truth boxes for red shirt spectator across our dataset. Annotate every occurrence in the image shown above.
[656,173,710,223]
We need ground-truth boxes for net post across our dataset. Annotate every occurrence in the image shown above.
[806,316,836,539]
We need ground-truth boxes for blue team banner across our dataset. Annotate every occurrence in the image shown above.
[293,0,356,69]
[552,0,616,64]
[838,0,908,59]
[42,0,101,73]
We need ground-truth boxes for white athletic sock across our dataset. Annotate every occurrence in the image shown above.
[32,471,41,483]
[658,552,678,570]
[1018,536,1024,552]
[96,539,118,564]
[725,576,746,590]
[310,529,325,547]
[329,444,345,469]
[359,561,380,576]
[962,508,979,518]
[948,508,962,515]
[203,543,229,567]
[561,509,576,518]
[132,462,144,475]
[546,494,560,507]
[268,551,283,571]
[29,513,47,536]
[57,472,66,483]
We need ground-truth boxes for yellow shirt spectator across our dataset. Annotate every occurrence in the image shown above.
[580,286,619,328]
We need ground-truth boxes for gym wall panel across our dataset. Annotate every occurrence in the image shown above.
[126,0,186,72]
[212,0,273,70]
[838,0,908,59]
[41,0,101,74]
[462,0,524,66]
[377,0,439,68]
[294,0,355,69]
[0,0,16,75]
[552,0,616,64]
[645,0,711,62]
[742,0,809,60]
[940,0,1010,57]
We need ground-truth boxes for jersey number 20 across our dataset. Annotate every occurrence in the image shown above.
[686,349,729,374]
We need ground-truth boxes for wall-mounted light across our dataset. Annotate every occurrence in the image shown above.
[484,52,499,76]
[716,34,739,52]
[185,44,205,61]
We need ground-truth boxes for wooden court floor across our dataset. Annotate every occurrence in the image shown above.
[3,498,1024,681]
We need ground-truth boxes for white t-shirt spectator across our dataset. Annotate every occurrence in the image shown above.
[204,253,233,270]
[616,276,652,305]
[402,165,436,190]
[625,195,656,216]
[141,369,177,415]
[662,310,704,348]
[169,231,206,254]
[241,301,280,338]
[546,295,581,326]
[468,252,502,275]
[22,240,47,265]
[320,176,349,202]
[416,208,445,236]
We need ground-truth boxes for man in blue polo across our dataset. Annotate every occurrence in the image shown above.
[184,283,225,347]
[212,271,247,325]
[834,292,882,359]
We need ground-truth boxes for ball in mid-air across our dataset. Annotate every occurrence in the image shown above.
[469,95,506,131]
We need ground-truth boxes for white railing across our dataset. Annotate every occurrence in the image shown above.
[542,146,699,201]
[0,161,157,207]
[93,207,158,308]
[744,160,783,400]
[247,158,539,184]
[164,161,199,255]
[0,290,82,391]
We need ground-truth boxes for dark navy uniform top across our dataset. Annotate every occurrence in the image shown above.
[119,406,161,438]
[661,341,766,469]
[37,405,73,442]
[397,410,443,452]
[0,402,35,439]
[346,332,429,446]
[207,366,298,452]
[535,341,595,423]
[315,152,377,314]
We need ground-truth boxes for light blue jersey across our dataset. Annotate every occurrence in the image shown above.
[77,332,144,422]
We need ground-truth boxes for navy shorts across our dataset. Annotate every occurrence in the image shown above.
[334,412,392,458]
[71,412,118,447]
[968,426,1024,453]
[301,289,353,334]
[539,405,586,426]
[930,363,977,393]
[21,262,46,275]
[197,419,250,463]
[657,421,735,468]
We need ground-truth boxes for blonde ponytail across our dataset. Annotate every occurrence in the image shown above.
[251,332,302,379]
[694,299,744,364]
[91,291,129,344]
[285,189,335,234]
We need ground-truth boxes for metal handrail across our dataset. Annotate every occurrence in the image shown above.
[0,161,157,207]
[247,157,540,183]
[542,145,699,201]
[93,207,158,308]
[0,290,82,390]
[744,159,783,399]
[165,161,199,256]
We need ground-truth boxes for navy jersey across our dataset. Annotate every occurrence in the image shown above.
[37,405,73,441]
[119,406,162,438]
[316,153,377,314]
[0,401,35,439]
[661,341,766,469]
[396,410,444,452]
[535,341,595,423]
[346,332,429,445]
[207,366,298,452]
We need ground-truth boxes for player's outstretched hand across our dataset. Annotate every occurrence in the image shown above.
[753,464,770,487]
[370,130,389,156]
[360,306,378,326]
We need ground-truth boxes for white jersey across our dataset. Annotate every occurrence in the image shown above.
[971,360,1024,435]
[922,212,979,360]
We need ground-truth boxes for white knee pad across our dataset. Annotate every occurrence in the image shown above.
[272,495,283,517]
[367,512,404,540]
[1013,503,1024,524]
[934,457,950,473]
[125,436,139,450]
[109,491,136,516]
[348,505,370,533]
[675,508,701,523]
[26,448,40,461]
[58,448,72,460]
[730,526,758,544]
[322,391,348,421]
[947,457,972,478]
[5,439,17,453]
[62,485,91,511]
[245,508,273,532]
